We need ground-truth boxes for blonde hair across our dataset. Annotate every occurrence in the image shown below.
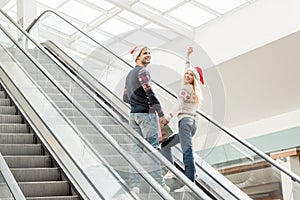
[183,69,203,107]
[192,77,203,107]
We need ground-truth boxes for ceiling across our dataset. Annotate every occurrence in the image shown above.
[7,0,298,130]
[1,0,254,51]
[1,0,300,137]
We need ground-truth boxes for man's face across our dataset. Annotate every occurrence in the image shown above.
[137,48,151,66]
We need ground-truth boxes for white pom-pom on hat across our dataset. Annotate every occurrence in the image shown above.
[130,45,147,62]
[186,66,205,85]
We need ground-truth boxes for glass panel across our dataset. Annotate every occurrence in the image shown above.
[97,18,135,36]
[195,114,300,199]
[139,0,182,13]
[0,171,14,200]
[0,13,170,199]
[26,10,300,199]
[84,0,115,10]
[118,11,148,26]
[85,30,109,44]
[1,10,216,199]
[58,1,101,23]
[168,3,216,27]
[194,0,247,14]
[37,0,65,9]
[24,11,242,199]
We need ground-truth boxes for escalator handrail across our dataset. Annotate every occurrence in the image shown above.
[0,22,104,199]
[42,38,251,199]
[41,40,130,119]
[196,109,300,183]
[27,10,300,185]
[0,9,210,200]
[0,152,26,200]
[25,10,219,199]
[26,10,176,98]
[44,41,223,200]
[0,10,174,200]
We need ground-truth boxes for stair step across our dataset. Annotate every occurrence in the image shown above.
[136,191,195,199]
[0,86,81,199]
[26,195,80,200]
[85,133,132,145]
[0,114,23,123]
[77,124,124,135]
[0,144,42,155]
[0,99,11,106]
[0,124,29,133]
[19,181,70,197]
[104,155,159,173]
[0,106,16,114]
[4,155,51,168]
[11,168,60,182]
[0,133,34,144]
[93,143,132,154]
[69,116,117,125]
[55,100,100,109]
[60,107,109,117]
[0,91,6,98]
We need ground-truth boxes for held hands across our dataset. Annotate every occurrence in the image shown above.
[159,116,169,126]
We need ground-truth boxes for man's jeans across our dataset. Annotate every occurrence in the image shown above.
[160,117,197,182]
[129,113,165,188]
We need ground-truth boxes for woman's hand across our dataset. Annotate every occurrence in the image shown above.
[187,47,193,56]
[159,116,169,126]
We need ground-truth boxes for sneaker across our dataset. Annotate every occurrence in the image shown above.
[150,184,170,192]
[131,186,140,194]
[163,171,176,179]
[162,184,171,192]
[174,185,191,193]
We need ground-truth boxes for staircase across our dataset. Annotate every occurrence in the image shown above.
[0,85,80,200]
[3,46,206,199]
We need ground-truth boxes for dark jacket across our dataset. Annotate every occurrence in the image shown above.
[123,66,164,117]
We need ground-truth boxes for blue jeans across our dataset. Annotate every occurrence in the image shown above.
[160,117,197,182]
[129,113,165,188]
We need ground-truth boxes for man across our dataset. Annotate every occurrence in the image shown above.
[123,45,169,193]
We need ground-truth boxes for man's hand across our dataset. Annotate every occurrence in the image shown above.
[159,116,169,126]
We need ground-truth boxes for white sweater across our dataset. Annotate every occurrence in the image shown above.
[166,84,199,121]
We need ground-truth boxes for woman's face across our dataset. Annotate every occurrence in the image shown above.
[184,70,194,84]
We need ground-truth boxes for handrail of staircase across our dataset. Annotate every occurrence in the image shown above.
[27,13,243,198]
[27,9,300,185]
[43,39,249,199]
[0,152,26,200]
[26,10,175,98]
[23,10,218,198]
[0,9,212,199]
[0,22,103,199]
[196,109,300,184]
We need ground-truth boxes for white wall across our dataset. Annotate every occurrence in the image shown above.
[231,109,300,139]
[191,0,300,141]
[195,0,300,65]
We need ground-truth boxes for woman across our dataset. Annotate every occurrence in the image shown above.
[161,47,204,192]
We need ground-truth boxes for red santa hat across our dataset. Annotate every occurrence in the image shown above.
[130,45,147,62]
[186,66,205,85]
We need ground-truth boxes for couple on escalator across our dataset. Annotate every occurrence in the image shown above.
[123,45,204,194]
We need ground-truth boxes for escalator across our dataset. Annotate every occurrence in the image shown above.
[26,10,300,200]
[0,9,212,200]
[25,10,253,200]
[0,151,26,199]
[40,40,248,200]
[0,80,81,199]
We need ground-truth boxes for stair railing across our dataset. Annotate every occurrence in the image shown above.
[0,152,26,200]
